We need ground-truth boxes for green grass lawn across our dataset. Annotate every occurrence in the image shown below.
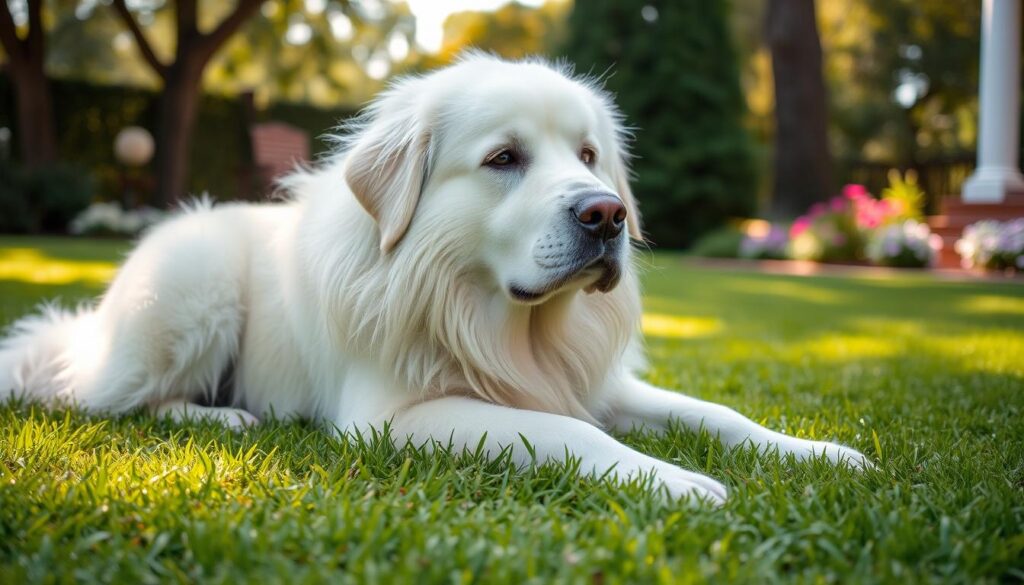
[1,236,1022,583]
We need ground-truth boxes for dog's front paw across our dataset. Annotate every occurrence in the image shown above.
[656,467,728,505]
[793,440,874,470]
[208,408,261,431]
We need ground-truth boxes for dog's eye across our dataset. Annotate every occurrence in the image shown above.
[485,149,517,168]
[580,147,596,166]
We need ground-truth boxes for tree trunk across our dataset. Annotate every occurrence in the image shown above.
[10,62,58,168]
[766,0,833,219]
[153,61,202,207]
[111,0,262,208]
[0,0,58,168]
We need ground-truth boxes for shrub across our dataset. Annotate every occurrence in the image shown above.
[865,220,942,268]
[0,162,31,232]
[955,219,1024,271]
[688,225,745,258]
[29,164,95,232]
[0,162,94,233]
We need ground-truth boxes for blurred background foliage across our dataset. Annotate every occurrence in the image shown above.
[0,0,995,247]
[563,0,756,247]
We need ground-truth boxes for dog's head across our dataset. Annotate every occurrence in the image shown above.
[343,54,641,305]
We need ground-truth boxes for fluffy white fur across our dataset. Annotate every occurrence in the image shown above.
[0,55,869,504]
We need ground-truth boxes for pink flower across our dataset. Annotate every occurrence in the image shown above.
[856,208,878,229]
[809,203,826,218]
[830,197,848,212]
[852,198,895,230]
[790,217,811,238]
[843,184,869,200]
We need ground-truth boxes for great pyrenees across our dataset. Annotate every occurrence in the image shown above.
[0,54,868,504]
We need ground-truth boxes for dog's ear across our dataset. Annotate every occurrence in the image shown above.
[608,147,642,241]
[344,87,430,253]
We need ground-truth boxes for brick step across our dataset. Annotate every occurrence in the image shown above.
[932,228,963,269]
[939,194,1024,215]
[927,197,1024,268]
[939,211,1024,223]
[937,247,961,269]
[928,218,978,235]
[930,225,963,239]
[930,213,1024,229]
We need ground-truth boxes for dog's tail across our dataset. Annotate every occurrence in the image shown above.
[0,303,91,403]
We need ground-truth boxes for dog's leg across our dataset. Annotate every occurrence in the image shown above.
[385,396,728,504]
[607,377,871,468]
[153,399,259,430]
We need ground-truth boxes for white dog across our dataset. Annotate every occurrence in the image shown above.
[0,54,868,504]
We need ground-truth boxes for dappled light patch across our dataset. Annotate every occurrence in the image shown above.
[1,407,293,509]
[959,294,1024,316]
[847,317,928,338]
[641,313,722,340]
[0,247,117,286]
[919,332,1024,377]
[719,277,850,305]
[735,334,905,363]
[640,295,696,317]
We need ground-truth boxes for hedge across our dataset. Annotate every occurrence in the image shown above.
[0,74,355,204]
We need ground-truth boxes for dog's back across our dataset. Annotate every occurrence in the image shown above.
[0,200,276,412]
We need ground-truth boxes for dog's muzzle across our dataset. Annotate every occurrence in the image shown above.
[583,255,622,294]
[512,192,627,302]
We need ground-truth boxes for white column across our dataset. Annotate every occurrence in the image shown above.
[962,0,1024,203]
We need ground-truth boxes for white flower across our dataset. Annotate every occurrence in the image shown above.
[866,220,938,267]
[956,219,1024,270]
[68,203,168,236]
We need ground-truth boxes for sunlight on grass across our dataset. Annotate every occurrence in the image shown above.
[641,313,722,339]
[786,334,904,361]
[722,277,849,304]
[0,248,117,286]
[960,294,1024,315]
[847,317,928,337]
[922,332,1024,376]
[719,334,905,363]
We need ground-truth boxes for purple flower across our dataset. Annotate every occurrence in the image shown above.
[884,239,901,257]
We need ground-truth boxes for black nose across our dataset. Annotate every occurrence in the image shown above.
[573,193,627,241]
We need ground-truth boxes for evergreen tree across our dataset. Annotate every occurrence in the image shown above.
[563,0,756,247]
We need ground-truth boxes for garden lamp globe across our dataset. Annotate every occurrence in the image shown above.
[114,126,155,167]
